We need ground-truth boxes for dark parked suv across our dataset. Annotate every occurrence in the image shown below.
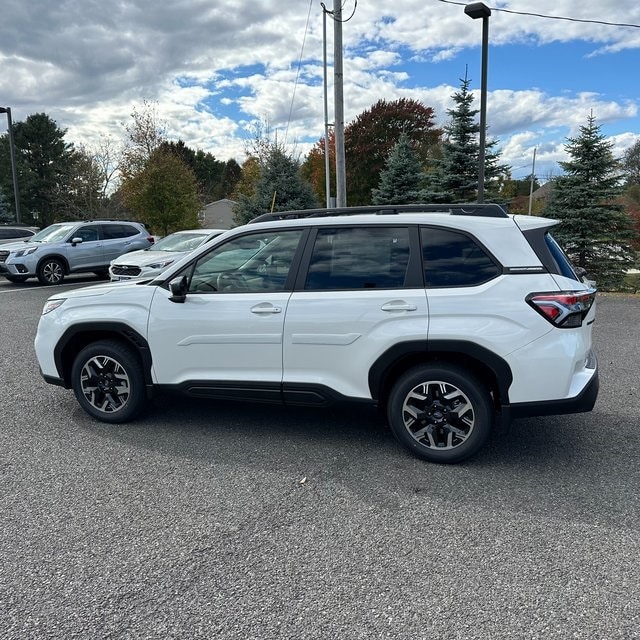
[0,224,40,245]
[0,220,153,285]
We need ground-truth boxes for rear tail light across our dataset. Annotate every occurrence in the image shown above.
[147,235,155,244]
[526,289,596,328]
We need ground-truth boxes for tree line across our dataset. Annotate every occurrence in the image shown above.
[1,80,639,289]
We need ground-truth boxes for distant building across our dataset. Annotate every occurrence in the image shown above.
[199,199,237,229]
[531,181,553,205]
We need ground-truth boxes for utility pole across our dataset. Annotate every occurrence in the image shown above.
[322,6,332,208]
[0,107,21,223]
[528,147,537,216]
[333,0,347,207]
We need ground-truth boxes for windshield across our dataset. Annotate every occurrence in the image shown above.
[152,232,210,253]
[30,223,77,243]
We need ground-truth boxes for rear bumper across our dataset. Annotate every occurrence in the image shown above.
[509,365,599,420]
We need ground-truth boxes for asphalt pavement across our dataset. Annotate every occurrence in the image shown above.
[0,277,638,639]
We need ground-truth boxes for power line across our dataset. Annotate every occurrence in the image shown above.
[437,0,640,29]
[284,0,315,145]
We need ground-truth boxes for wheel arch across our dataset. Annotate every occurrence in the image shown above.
[369,340,513,413]
[54,322,153,392]
[37,254,70,275]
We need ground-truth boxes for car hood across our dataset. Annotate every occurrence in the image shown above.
[49,279,156,300]
[111,249,187,267]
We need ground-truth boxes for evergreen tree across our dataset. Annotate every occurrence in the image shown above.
[160,140,227,202]
[233,145,318,225]
[215,159,242,200]
[371,133,427,204]
[543,113,635,289]
[424,74,507,203]
[0,113,76,226]
[0,189,12,223]
[622,138,640,186]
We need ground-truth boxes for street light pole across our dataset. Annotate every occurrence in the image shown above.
[464,2,491,204]
[0,107,21,223]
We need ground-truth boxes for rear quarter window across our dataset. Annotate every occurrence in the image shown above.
[421,227,501,287]
[545,232,579,280]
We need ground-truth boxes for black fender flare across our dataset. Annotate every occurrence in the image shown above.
[368,339,513,408]
[53,322,153,389]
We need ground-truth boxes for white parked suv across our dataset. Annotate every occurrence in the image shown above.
[109,228,226,281]
[34,204,598,463]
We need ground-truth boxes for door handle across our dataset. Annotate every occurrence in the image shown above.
[251,303,282,314]
[381,301,417,312]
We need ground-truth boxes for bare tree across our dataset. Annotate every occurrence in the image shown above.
[121,99,167,178]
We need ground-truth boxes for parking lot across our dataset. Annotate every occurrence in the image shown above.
[1,276,639,639]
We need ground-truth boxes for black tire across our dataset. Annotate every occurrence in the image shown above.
[71,340,147,423]
[4,274,28,283]
[93,269,109,280]
[387,364,493,464]
[37,258,65,285]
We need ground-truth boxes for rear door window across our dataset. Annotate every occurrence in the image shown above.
[102,224,140,239]
[304,226,411,290]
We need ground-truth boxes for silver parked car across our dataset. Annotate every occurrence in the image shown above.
[0,220,153,285]
[109,228,226,282]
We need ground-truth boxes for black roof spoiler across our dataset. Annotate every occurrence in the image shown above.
[249,203,509,223]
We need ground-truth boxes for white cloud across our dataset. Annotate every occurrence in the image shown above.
[0,0,638,175]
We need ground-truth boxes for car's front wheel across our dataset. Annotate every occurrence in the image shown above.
[37,258,65,285]
[387,364,493,464]
[71,340,147,423]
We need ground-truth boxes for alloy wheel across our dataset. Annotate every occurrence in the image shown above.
[401,380,475,450]
[79,354,131,414]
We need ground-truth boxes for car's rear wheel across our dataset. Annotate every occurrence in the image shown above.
[387,364,493,464]
[37,258,65,285]
[4,275,28,283]
[71,340,147,423]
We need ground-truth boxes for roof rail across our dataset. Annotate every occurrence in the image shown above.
[249,203,508,223]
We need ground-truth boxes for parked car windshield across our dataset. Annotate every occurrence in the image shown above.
[151,231,210,253]
[29,223,77,243]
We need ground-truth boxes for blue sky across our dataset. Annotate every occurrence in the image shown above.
[1,0,639,184]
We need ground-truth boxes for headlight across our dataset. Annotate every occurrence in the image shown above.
[15,246,38,257]
[42,298,66,315]
[147,259,174,269]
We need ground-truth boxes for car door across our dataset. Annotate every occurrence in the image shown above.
[147,228,305,393]
[65,223,104,271]
[101,223,145,263]
[283,225,429,400]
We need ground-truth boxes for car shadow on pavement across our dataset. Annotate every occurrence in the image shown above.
[69,391,640,532]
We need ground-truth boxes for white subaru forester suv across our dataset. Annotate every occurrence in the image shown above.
[34,204,598,464]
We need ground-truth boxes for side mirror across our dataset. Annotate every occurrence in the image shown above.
[168,275,188,303]
[575,266,588,282]
[70,237,83,246]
